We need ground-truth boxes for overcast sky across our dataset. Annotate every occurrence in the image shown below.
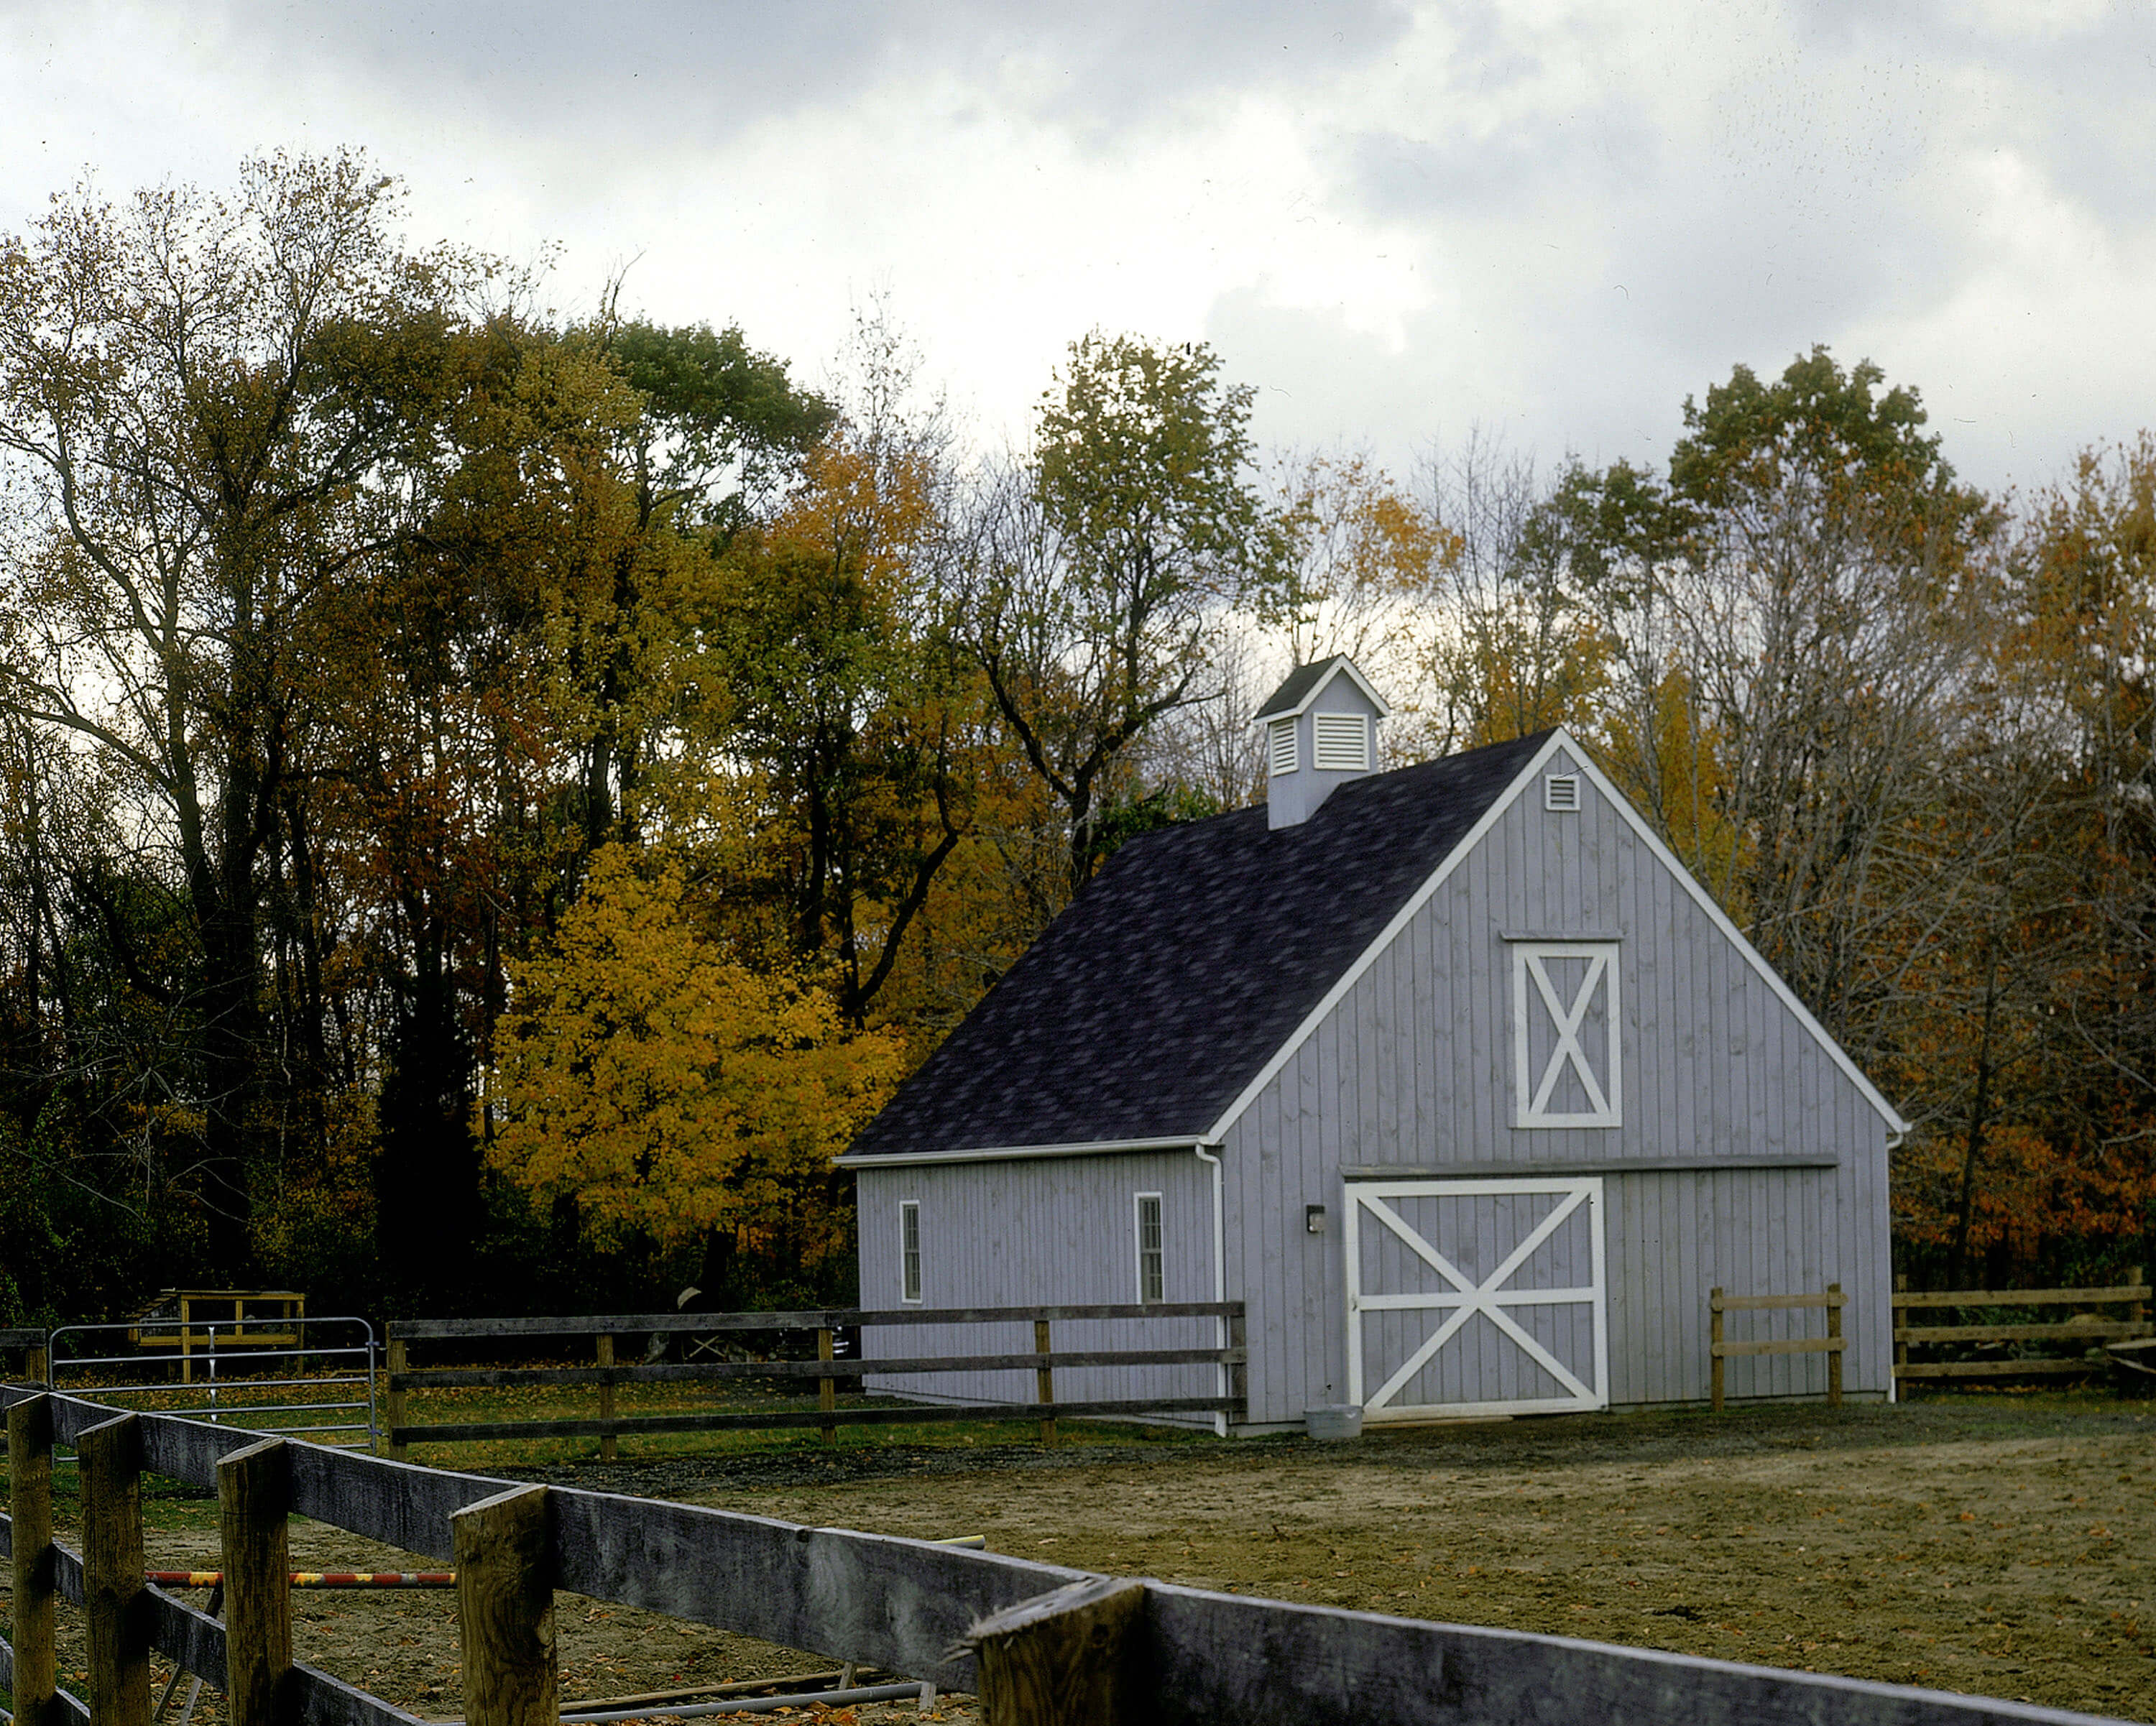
[2,1,2150,499]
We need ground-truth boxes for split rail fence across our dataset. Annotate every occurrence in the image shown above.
[2,1384,2134,1726]
[1892,1271,2150,1390]
[384,1303,1245,1459]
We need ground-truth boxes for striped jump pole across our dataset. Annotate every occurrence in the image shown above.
[149,1570,458,1588]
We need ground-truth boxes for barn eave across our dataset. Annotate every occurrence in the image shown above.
[834,1134,1210,1170]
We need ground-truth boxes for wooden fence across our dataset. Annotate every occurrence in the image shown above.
[384,1303,1246,1459]
[1708,1286,1844,1413]
[1,1384,2134,1726]
[1892,1272,2151,1390]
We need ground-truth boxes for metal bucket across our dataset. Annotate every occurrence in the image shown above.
[1304,1403,1364,1441]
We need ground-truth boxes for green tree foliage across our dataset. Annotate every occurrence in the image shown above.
[713,429,985,1024]
[974,333,1285,893]
[1418,440,1633,755]
[557,318,834,857]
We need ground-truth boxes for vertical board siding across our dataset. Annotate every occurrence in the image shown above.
[1223,744,1897,1423]
[854,1153,1218,1419]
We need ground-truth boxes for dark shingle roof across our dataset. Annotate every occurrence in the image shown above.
[1252,655,1347,719]
[847,730,1553,1157]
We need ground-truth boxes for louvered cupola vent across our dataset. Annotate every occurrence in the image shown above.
[1251,656,1391,830]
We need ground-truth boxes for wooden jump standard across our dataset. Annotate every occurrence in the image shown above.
[1,1385,2133,1726]
[1709,1286,1845,1413]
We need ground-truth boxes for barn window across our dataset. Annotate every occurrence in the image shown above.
[1544,772,1581,811]
[900,1201,922,1303]
[1134,1193,1165,1303]
[1268,716,1298,775]
[1511,941,1622,1128]
[1313,711,1370,772]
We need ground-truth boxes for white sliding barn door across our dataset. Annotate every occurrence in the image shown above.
[1345,1178,1608,1421]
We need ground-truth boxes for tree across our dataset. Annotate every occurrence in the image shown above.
[1909,436,2156,1284]
[487,845,902,1288]
[555,318,835,856]
[0,151,487,1272]
[972,334,1284,893]
[1267,448,1452,680]
[1416,438,1627,756]
[1654,347,2000,1050]
[714,428,988,1025]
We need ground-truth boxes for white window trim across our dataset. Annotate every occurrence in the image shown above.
[899,1199,922,1303]
[1511,941,1622,1128]
[1544,772,1581,811]
[1133,1191,1165,1303]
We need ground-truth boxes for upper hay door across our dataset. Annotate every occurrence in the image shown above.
[1509,940,1621,1128]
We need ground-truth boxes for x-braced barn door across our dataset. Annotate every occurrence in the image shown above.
[1345,1178,1608,1421]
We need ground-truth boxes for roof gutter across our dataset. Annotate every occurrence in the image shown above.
[834,1135,1203,1170]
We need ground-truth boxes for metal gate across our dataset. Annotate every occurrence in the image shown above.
[45,1314,377,1449]
[1345,1178,1608,1421]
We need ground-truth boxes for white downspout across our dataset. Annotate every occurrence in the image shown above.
[1884,1129,1904,1404]
[1194,1141,1228,1437]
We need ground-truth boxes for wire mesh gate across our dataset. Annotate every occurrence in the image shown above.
[43,1314,378,1449]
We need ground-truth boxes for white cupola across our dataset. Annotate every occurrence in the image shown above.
[1253,655,1390,829]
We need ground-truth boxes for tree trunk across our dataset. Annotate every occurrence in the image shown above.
[1948,939,2004,1291]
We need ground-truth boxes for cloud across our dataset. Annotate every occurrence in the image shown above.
[3,0,2153,499]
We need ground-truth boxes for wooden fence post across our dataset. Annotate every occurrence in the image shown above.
[817,1327,837,1446]
[1708,1288,1725,1413]
[219,1437,293,1726]
[1826,1282,1844,1408]
[596,1333,617,1464]
[27,1339,49,1383]
[1035,1318,1056,1449]
[387,1334,409,1462]
[1893,1273,1909,1398]
[970,1575,1148,1726]
[1227,1306,1248,1429]
[2131,1265,2147,1329]
[453,1484,557,1726]
[7,1392,58,1726]
[80,1411,151,1726]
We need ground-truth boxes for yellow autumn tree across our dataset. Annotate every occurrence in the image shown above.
[487,845,903,1274]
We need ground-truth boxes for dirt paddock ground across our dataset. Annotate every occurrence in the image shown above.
[6,1393,2152,1723]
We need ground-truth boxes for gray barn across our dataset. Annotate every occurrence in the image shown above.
[837,657,1907,1431]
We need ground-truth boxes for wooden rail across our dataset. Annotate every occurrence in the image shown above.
[387,1301,1240,1337]
[0,1385,2132,1726]
[384,1303,1245,1459]
[1892,1271,2150,1385]
[1708,1285,1844,1413]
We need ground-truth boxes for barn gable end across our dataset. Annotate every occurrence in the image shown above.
[1217,734,1898,1426]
